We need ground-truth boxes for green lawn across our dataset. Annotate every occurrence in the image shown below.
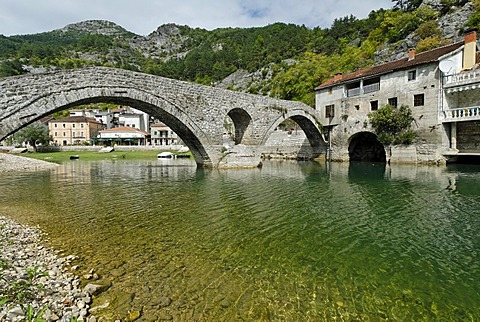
[23,150,174,163]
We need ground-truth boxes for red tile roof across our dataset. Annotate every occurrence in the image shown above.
[315,41,464,90]
[50,116,101,124]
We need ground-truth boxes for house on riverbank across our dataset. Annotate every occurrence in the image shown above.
[315,31,480,164]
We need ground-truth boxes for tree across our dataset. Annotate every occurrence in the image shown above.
[392,0,422,11]
[14,123,51,151]
[368,104,416,145]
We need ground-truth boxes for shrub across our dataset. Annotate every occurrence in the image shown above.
[368,104,416,145]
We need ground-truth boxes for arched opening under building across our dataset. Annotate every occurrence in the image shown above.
[349,132,386,162]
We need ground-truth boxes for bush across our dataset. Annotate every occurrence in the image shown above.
[368,104,416,145]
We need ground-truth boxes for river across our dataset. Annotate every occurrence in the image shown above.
[1,159,479,321]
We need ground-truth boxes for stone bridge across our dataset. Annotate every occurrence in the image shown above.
[0,67,326,168]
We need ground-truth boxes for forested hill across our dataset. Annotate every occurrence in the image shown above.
[0,0,478,106]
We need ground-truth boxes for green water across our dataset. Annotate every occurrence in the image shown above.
[1,159,480,321]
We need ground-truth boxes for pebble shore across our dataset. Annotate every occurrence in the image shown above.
[0,153,97,321]
[0,153,59,172]
[0,216,97,321]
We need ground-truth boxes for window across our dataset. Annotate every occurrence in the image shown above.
[62,124,66,128]
[81,124,84,128]
[388,97,398,108]
[370,100,378,111]
[325,104,335,118]
[54,124,58,128]
[355,105,360,111]
[63,132,66,137]
[328,88,333,95]
[54,132,57,136]
[72,124,76,128]
[414,94,424,106]
[408,70,416,81]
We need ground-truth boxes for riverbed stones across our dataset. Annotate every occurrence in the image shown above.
[0,152,59,172]
[0,215,95,321]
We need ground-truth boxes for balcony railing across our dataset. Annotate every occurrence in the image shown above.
[444,70,480,87]
[363,82,380,94]
[444,106,480,121]
[346,88,361,97]
[346,82,380,97]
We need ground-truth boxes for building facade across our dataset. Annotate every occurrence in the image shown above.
[49,116,104,146]
[315,31,480,164]
[95,126,150,146]
[150,123,178,146]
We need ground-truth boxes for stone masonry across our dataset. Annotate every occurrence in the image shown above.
[0,67,325,168]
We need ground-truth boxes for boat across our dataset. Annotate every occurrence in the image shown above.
[157,152,174,158]
[69,155,80,160]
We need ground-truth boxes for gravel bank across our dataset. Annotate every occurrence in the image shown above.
[0,153,59,172]
[0,216,95,321]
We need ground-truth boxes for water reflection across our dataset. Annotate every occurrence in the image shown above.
[1,160,480,320]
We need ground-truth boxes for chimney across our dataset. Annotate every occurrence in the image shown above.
[463,30,477,70]
[408,48,416,61]
[333,72,343,82]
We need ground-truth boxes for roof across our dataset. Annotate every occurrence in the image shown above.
[99,126,149,135]
[315,41,464,90]
[50,116,101,124]
[151,122,168,127]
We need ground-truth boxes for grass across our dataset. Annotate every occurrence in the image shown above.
[22,150,174,163]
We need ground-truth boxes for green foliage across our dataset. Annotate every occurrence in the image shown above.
[392,0,423,11]
[415,21,442,39]
[416,36,452,53]
[0,59,27,76]
[1,265,47,304]
[13,123,51,151]
[368,104,416,145]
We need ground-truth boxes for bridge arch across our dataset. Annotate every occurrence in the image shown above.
[348,131,386,162]
[262,109,327,158]
[2,87,214,167]
[224,108,253,145]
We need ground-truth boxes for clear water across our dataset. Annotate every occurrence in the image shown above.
[1,159,480,321]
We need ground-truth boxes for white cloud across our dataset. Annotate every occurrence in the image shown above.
[0,0,391,36]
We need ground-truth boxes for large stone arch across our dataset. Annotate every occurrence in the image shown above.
[2,87,214,167]
[348,132,386,162]
[261,109,327,158]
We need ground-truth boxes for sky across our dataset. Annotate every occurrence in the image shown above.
[1,0,393,36]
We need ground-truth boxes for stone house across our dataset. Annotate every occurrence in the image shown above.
[49,116,104,146]
[150,123,178,146]
[315,31,480,164]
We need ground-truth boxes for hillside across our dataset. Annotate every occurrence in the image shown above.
[0,0,478,107]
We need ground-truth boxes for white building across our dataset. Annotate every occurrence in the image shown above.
[314,31,480,164]
[96,126,150,145]
[150,123,178,146]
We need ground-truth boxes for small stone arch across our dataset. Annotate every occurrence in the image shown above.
[348,132,386,162]
[262,110,326,159]
[224,108,252,145]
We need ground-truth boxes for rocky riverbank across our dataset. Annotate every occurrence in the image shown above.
[0,216,96,321]
[0,153,59,172]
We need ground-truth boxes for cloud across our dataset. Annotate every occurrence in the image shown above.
[0,0,391,36]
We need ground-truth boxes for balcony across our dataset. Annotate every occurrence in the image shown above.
[444,70,480,93]
[345,78,380,97]
[443,106,480,122]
